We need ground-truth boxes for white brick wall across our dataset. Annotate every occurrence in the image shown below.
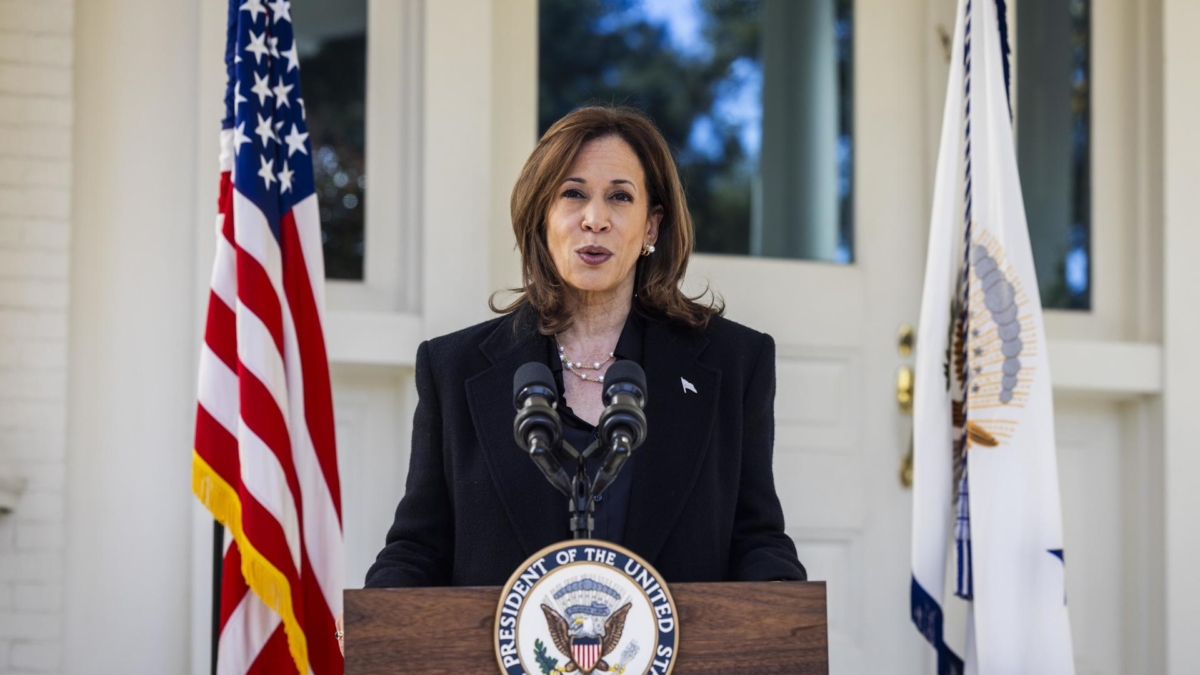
[0,1,73,673]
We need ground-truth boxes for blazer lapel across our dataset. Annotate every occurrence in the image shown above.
[622,318,720,564]
[464,313,565,557]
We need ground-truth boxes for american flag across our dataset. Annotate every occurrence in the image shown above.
[192,1,343,674]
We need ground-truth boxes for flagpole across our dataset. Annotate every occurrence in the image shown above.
[211,520,224,675]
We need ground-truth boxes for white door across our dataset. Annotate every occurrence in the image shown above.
[683,1,933,671]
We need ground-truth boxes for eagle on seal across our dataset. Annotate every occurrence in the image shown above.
[540,602,632,674]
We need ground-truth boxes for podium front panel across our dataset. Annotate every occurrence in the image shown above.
[345,581,828,674]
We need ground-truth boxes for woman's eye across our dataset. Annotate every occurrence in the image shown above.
[611,192,633,203]
[562,189,585,199]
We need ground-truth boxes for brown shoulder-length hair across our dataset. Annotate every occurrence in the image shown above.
[491,105,723,335]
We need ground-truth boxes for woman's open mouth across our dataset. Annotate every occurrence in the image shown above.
[576,245,613,265]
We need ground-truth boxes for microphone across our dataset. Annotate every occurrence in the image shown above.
[591,360,648,496]
[513,362,572,496]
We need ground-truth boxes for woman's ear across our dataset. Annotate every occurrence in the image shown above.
[646,206,664,245]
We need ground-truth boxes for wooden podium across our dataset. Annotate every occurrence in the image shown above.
[345,581,828,674]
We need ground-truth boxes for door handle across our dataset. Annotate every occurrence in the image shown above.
[897,324,915,488]
[896,365,914,413]
[898,370,915,489]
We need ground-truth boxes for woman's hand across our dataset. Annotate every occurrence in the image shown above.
[336,612,344,656]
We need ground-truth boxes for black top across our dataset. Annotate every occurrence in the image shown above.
[549,309,645,544]
[364,305,806,588]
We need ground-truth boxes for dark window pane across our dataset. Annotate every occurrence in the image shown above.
[538,0,853,263]
[1016,0,1091,310]
[293,0,367,280]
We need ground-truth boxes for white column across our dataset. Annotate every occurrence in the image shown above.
[66,0,200,673]
[1162,0,1200,671]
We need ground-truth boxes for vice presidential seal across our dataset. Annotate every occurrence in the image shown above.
[494,540,678,675]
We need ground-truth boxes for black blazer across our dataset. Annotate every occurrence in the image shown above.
[364,307,806,587]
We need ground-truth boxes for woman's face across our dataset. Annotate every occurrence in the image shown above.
[545,135,661,299]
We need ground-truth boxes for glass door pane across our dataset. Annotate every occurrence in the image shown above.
[1016,0,1091,309]
[538,0,854,263]
[293,0,368,280]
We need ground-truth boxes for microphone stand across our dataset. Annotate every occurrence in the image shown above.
[560,438,602,540]
[570,461,594,540]
[564,436,635,539]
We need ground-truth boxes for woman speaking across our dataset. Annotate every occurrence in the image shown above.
[364,105,805,589]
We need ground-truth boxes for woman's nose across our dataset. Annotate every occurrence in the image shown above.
[581,199,610,232]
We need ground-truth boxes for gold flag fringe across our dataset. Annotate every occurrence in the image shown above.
[192,450,309,675]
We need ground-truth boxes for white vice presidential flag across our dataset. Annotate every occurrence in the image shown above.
[910,0,1075,673]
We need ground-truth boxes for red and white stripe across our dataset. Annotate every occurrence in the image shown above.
[574,642,601,672]
[193,128,343,675]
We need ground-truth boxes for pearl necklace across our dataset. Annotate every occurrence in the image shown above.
[556,339,615,383]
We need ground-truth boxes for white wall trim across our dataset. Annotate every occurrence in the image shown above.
[325,311,422,366]
[1048,340,1162,397]
[1161,0,1200,671]
[1120,396,1165,675]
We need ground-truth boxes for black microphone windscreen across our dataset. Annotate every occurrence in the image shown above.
[513,361,557,404]
[604,360,647,400]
